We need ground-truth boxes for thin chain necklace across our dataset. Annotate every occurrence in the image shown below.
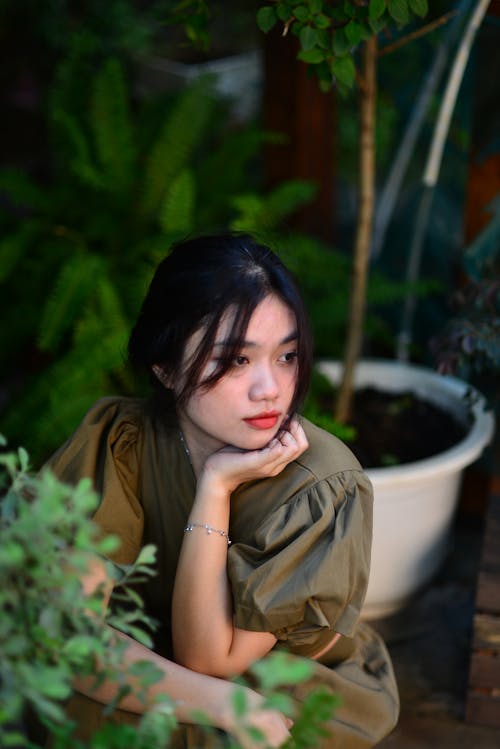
[179,429,193,469]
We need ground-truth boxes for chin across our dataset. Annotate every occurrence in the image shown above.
[225,433,271,451]
[249,432,281,451]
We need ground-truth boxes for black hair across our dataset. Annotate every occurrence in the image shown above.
[128,233,312,415]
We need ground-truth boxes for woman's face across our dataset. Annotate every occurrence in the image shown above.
[176,294,299,457]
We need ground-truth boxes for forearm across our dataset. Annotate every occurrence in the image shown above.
[172,426,308,677]
[74,625,237,729]
[171,477,236,673]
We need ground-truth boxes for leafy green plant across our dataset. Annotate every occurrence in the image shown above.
[0,49,315,464]
[247,653,340,749]
[1,439,339,749]
[257,0,428,92]
[0,437,176,749]
[0,64,211,459]
[431,196,500,406]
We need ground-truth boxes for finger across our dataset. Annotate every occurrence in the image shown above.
[285,419,309,453]
[277,425,307,458]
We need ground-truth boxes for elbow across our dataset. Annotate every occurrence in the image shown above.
[173,647,241,679]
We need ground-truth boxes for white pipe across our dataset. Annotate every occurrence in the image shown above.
[424,0,491,188]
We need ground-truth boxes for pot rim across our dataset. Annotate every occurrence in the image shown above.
[315,358,496,483]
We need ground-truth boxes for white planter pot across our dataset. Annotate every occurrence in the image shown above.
[316,359,495,620]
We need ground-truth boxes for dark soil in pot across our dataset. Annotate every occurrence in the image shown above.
[348,388,469,468]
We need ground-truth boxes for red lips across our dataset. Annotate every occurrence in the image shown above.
[243,411,281,430]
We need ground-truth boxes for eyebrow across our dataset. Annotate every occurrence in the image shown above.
[213,331,298,348]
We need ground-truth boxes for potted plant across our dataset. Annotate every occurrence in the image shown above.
[254,0,496,617]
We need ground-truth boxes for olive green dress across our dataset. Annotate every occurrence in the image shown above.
[47,396,399,748]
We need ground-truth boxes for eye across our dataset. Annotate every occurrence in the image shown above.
[279,350,298,364]
[233,355,249,367]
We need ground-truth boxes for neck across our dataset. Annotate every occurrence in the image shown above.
[177,414,223,480]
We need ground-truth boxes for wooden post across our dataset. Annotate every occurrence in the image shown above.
[262,28,336,242]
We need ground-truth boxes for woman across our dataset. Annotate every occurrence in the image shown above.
[47,234,399,748]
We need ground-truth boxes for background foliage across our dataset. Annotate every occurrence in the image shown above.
[0,43,413,463]
[1,0,484,461]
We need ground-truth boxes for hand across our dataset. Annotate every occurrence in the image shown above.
[200,418,309,495]
[222,689,293,749]
[231,708,293,749]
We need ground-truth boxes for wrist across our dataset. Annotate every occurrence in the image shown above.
[197,466,234,498]
[218,685,262,733]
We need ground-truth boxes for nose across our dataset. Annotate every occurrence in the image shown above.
[249,364,279,402]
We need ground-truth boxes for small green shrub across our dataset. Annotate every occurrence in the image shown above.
[1,440,339,748]
[0,437,176,748]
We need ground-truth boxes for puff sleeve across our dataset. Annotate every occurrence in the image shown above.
[46,397,144,565]
[228,469,372,650]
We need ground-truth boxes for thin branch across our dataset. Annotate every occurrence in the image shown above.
[378,11,458,57]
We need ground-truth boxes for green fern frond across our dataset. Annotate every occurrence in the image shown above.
[32,361,109,462]
[0,359,92,463]
[263,180,317,224]
[230,194,265,234]
[231,180,317,234]
[73,276,129,350]
[139,77,216,220]
[0,222,41,283]
[158,168,195,235]
[32,278,133,450]
[52,108,106,190]
[90,58,135,192]
[73,277,132,387]
[38,252,105,353]
[95,275,128,329]
[48,29,100,118]
[195,126,266,225]
[4,309,130,461]
[37,391,107,458]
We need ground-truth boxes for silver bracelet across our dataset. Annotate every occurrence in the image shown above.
[184,522,231,545]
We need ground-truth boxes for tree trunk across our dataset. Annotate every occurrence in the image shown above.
[335,37,377,423]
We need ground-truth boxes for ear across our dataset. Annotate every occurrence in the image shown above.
[152,364,172,388]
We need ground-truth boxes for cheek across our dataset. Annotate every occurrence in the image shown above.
[283,366,298,391]
[190,381,238,418]
[283,369,298,407]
